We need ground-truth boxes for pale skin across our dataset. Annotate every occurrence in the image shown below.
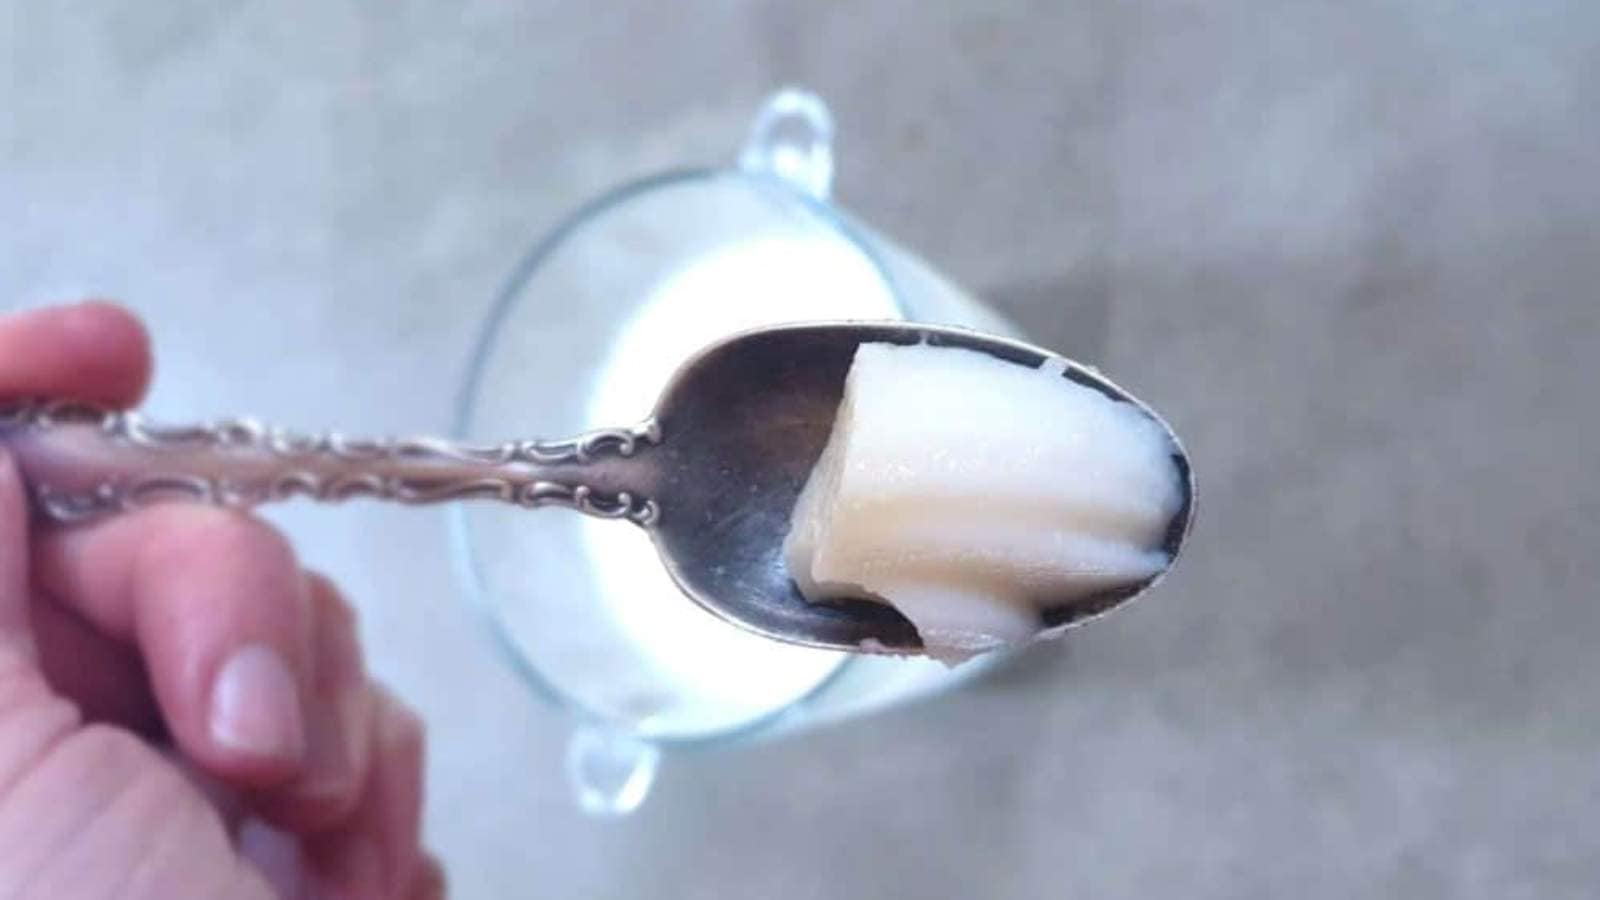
[0,303,443,898]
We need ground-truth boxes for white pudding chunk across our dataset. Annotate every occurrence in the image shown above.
[783,342,1183,663]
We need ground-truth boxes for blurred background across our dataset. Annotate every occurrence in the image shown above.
[3,2,1598,897]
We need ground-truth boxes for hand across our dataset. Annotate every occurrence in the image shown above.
[0,303,442,898]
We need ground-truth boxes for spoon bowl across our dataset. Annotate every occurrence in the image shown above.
[635,321,1196,654]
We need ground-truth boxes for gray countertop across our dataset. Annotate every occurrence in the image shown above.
[3,3,1597,897]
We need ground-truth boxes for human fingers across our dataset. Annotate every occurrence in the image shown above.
[0,301,152,407]
[249,571,374,832]
[29,595,162,734]
[33,505,316,784]
[304,687,428,899]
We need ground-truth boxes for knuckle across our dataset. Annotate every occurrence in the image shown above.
[140,507,297,580]
[195,509,293,566]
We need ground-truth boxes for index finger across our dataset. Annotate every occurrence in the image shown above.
[0,302,153,407]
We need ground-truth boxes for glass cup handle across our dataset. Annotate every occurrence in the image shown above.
[737,87,836,201]
[566,726,661,817]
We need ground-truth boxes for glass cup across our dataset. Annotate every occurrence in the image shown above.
[452,89,1028,815]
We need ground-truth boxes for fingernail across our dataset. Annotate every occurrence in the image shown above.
[210,644,306,763]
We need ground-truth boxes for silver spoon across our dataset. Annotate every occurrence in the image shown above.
[0,321,1194,655]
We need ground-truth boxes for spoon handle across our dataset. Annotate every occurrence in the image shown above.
[0,400,660,526]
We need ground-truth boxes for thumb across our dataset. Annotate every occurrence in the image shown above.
[0,448,35,657]
[0,301,153,664]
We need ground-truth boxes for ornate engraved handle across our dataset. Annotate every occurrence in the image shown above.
[0,400,660,526]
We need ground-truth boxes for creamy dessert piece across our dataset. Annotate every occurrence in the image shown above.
[783,342,1183,663]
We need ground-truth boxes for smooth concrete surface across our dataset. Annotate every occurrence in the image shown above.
[3,3,1597,897]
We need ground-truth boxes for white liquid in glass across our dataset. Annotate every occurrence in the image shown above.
[580,232,900,735]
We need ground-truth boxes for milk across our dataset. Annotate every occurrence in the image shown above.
[578,231,901,735]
